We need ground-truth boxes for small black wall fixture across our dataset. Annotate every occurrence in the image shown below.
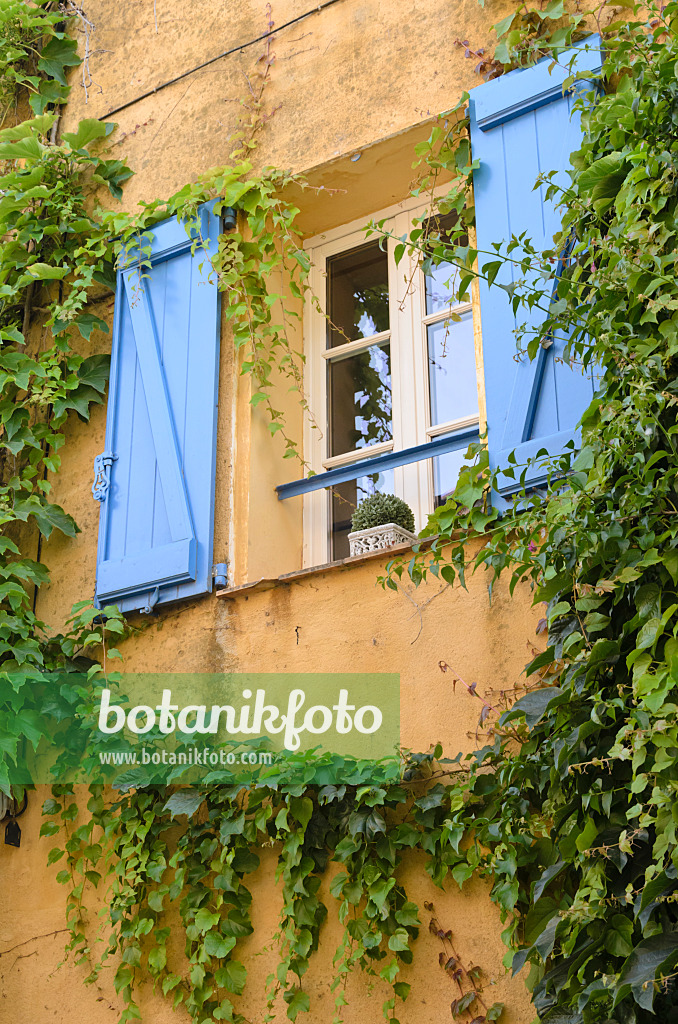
[221,207,237,232]
[4,791,28,849]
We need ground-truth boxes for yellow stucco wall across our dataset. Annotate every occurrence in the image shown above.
[0,2,543,1021]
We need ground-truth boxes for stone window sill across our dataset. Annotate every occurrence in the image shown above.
[216,537,437,600]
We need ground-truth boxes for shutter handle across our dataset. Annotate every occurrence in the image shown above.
[92,451,118,502]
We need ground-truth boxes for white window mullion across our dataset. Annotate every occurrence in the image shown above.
[393,210,433,531]
[383,226,415,522]
[303,250,330,568]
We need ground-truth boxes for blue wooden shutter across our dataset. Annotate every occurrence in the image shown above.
[93,201,221,613]
[469,36,601,503]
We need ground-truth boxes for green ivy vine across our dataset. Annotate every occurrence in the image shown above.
[42,752,509,1024]
[382,1,678,1020]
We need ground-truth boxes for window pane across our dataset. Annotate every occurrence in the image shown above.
[433,447,468,507]
[329,343,392,456]
[330,469,395,560]
[327,240,389,347]
[424,213,467,316]
[428,311,477,427]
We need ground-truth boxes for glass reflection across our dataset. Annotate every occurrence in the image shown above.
[427,311,477,427]
[329,343,392,456]
[327,240,389,347]
[433,447,468,507]
[423,212,467,315]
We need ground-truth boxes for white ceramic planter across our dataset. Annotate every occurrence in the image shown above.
[347,522,418,557]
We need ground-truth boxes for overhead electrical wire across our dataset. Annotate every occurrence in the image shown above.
[98,0,348,121]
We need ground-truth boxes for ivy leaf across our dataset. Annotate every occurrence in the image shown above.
[533,861,565,903]
[0,136,46,161]
[62,119,112,151]
[542,0,565,17]
[37,36,81,86]
[289,795,313,828]
[231,847,259,875]
[605,915,635,958]
[0,116,56,142]
[148,945,167,974]
[637,617,662,651]
[638,871,678,929]
[13,496,78,539]
[52,384,105,422]
[494,11,516,37]
[534,914,560,961]
[221,908,253,937]
[24,263,69,281]
[388,928,411,952]
[14,709,46,747]
[395,902,420,927]
[579,152,629,209]
[203,931,236,958]
[613,934,678,1009]
[113,966,133,994]
[75,355,110,397]
[452,862,474,888]
[121,944,142,967]
[0,327,24,345]
[163,789,204,819]
[74,315,110,343]
[500,687,563,729]
[393,981,410,1000]
[194,908,220,934]
[283,988,310,1021]
[219,813,245,842]
[574,818,598,854]
[147,890,164,913]
[214,960,247,994]
[30,78,70,116]
[93,158,134,200]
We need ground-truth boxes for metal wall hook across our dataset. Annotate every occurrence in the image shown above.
[140,587,160,614]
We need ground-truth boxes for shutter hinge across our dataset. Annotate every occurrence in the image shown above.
[92,451,117,502]
[212,562,228,588]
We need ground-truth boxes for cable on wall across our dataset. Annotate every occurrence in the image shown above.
[98,0,349,121]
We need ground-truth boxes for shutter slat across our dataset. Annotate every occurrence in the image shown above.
[122,270,194,543]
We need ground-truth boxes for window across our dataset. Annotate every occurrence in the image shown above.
[302,197,482,565]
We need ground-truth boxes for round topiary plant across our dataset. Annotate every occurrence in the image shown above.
[351,493,416,533]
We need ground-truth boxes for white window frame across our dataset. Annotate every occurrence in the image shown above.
[302,193,481,568]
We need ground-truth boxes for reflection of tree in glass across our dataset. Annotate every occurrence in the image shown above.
[357,472,386,501]
[349,345,392,450]
[422,212,468,321]
[352,284,389,337]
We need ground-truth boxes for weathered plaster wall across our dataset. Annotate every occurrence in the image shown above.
[0,2,541,1022]
[1,551,540,1024]
[60,0,516,206]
